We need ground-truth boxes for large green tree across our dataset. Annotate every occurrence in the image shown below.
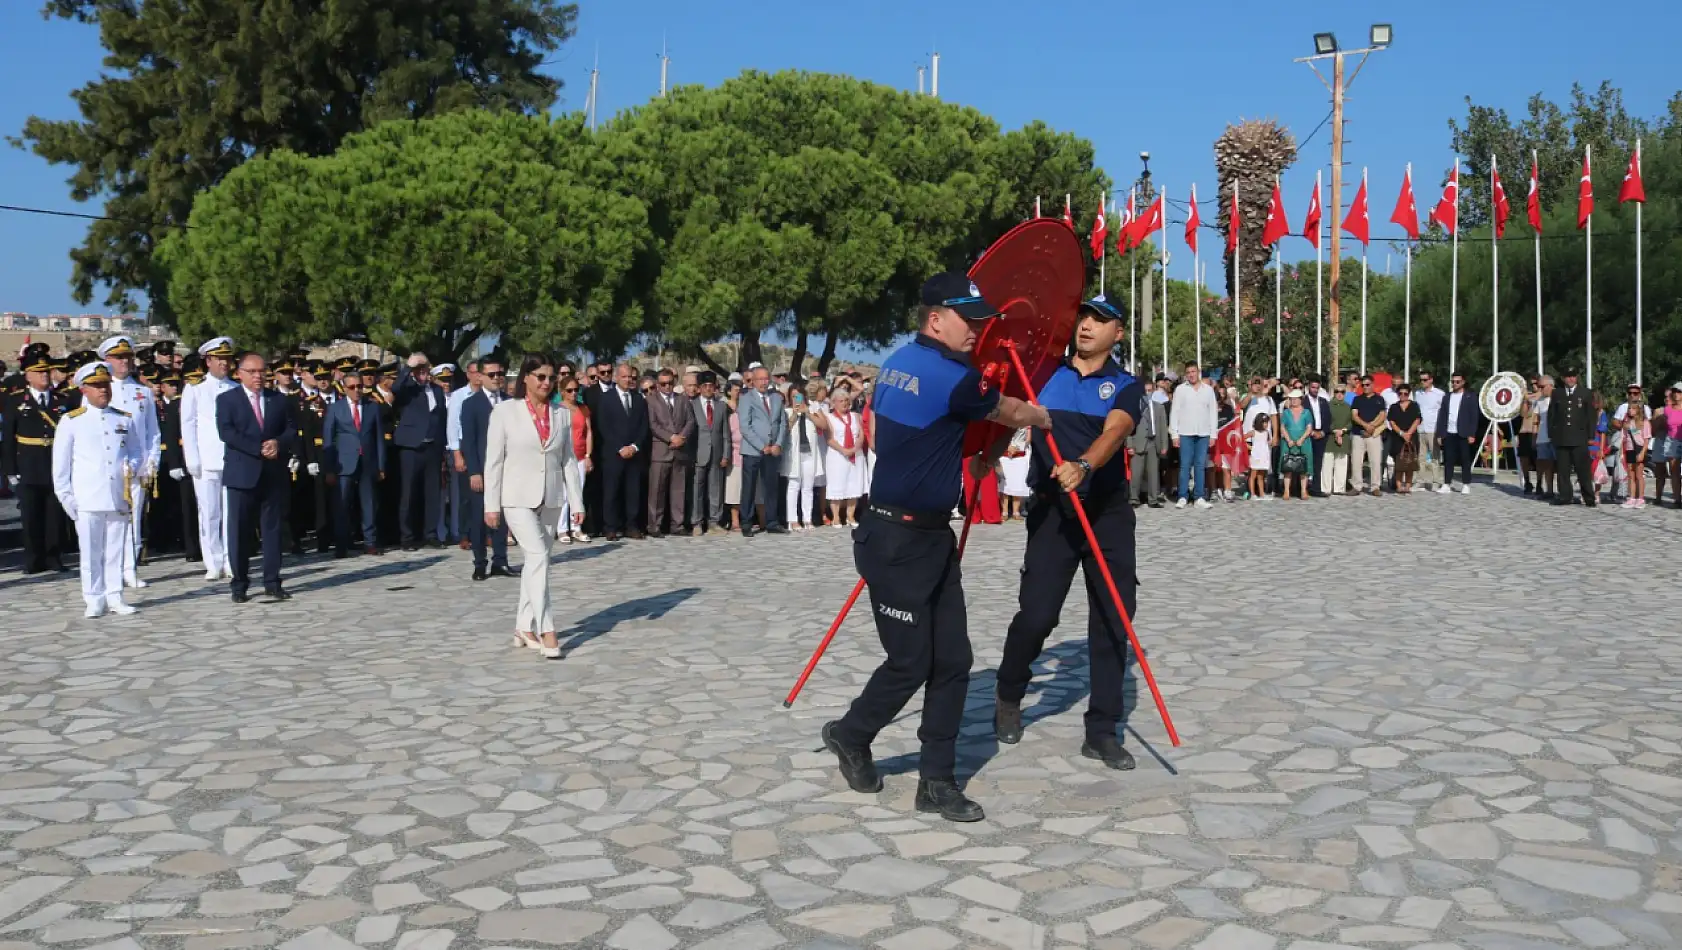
[14,0,577,314]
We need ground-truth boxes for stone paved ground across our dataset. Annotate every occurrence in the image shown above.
[2,485,1681,950]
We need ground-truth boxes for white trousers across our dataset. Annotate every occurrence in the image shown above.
[785,451,817,526]
[121,480,146,580]
[193,471,230,572]
[504,506,561,634]
[77,511,128,607]
[1350,436,1385,491]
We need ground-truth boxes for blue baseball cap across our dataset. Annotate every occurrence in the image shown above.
[1079,297,1125,322]
[920,272,1000,320]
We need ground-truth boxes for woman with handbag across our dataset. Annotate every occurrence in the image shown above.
[1279,390,1315,500]
[1386,384,1423,494]
[483,355,584,659]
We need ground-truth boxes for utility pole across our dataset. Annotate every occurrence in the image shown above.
[930,51,940,98]
[658,36,670,98]
[917,64,926,95]
[586,46,599,130]
[1296,25,1390,382]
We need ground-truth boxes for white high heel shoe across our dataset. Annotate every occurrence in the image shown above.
[512,632,540,650]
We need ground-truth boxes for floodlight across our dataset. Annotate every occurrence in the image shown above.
[1370,24,1392,48]
[1313,33,1338,55]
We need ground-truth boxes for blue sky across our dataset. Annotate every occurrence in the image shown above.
[2,0,1677,335]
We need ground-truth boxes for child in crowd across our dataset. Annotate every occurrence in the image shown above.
[1247,413,1272,500]
[1622,400,1651,508]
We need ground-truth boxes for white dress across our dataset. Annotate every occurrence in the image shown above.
[998,454,1031,497]
[1249,429,1272,472]
[822,408,867,500]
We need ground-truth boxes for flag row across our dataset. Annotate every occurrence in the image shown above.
[1051,142,1648,262]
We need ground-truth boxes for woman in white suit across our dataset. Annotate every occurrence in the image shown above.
[483,355,584,659]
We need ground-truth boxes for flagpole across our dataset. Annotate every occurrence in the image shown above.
[1233,181,1241,374]
[1161,223,1169,375]
[1449,157,1461,378]
[1533,150,1542,377]
[1403,241,1412,380]
[1360,244,1369,375]
[1586,144,1594,390]
[1274,244,1283,379]
[1315,170,1324,378]
[1193,185,1203,368]
[1128,188,1137,375]
[1492,154,1500,374]
[1099,190,1107,297]
[1634,139,1642,386]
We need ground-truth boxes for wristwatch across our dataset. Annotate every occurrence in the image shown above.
[1073,458,1093,477]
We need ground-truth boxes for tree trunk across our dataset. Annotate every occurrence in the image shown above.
[694,347,730,378]
[788,321,809,379]
[816,319,840,376]
[739,329,762,371]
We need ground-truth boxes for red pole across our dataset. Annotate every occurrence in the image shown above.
[1000,343,1181,746]
[784,486,980,708]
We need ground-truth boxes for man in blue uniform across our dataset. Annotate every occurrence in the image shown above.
[822,272,1052,822]
[994,298,1145,770]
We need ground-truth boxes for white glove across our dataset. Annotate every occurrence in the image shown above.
[307,462,320,476]
[288,458,300,474]
[169,468,185,481]
[6,475,18,488]
[64,505,78,520]
[187,466,201,479]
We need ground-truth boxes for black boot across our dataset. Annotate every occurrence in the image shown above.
[821,721,882,793]
[994,699,1023,745]
[915,779,984,823]
[1081,734,1137,771]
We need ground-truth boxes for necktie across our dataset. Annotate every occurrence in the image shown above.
[352,401,361,431]
[621,391,630,412]
[762,394,771,415]
[251,390,264,428]
[705,400,714,426]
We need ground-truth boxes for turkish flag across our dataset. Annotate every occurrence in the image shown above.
[1526,156,1543,233]
[1428,165,1459,236]
[1390,166,1419,240]
[1261,182,1291,246]
[1185,185,1201,254]
[1302,178,1323,249]
[1577,151,1593,230]
[1089,191,1108,261]
[1341,174,1370,246]
[1619,145,1645,204]
[1063,194,1075,230]
[1492,165,1511,239]
[1135,195,1165,241]
[1118,190,1137,252]
[1226,189,1240,253]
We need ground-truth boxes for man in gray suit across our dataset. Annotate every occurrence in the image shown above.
[646,368,697,536]
[737,364,788,536]
[690,371,730,534]
[1127,382,1170,507]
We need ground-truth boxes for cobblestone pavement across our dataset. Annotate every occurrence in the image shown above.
[2,485,1680,950]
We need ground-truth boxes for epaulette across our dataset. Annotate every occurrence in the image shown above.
[112,408,131,416]
[67,406,87,418]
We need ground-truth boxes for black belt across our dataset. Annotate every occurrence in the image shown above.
[866,502,947,529]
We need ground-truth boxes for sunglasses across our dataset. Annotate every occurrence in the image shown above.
[342,384,362,391]
[530,373,554,382]
[563,387,578,394]
[484,370,505,378]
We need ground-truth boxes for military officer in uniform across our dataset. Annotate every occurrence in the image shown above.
[53,362,145,618]
[182,337,240,579]
[97,335,161,585]
[821,272,1052,822]
[994,298,1145,770]
[1,346,72,572]
[152,370,197,558]
[1549,365,1598,506]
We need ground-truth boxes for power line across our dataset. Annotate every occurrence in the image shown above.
[0,203,189,230]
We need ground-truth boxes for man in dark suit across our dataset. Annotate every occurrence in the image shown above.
[1548,366,1597,506]
[394,353,448,549]
[1304,376,1333,496]
[594,362,651,540]
[458,356,511,580]
[216,352,298,602]
[320,371,386,556]
[645,368,696,536]
[1434,371,1483,494]
[579,359,616,537]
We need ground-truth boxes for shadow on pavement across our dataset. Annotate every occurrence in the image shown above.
[559,586,698,657]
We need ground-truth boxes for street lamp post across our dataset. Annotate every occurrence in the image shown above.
[1295,24,1391,384]
[1131,153,1153,375]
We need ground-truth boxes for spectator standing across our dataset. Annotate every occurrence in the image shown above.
[1619,389,1651,508]
[1435,372,1480,494]
[822,388,867,526]
[1548,367,1596,506]
[1532,376,1558,499]
[1304,377,1331,496]
[1349,376,1388,496]
[1126,383,1169,507]
[1413,371,1445,491]
[723,382,744,531]
[1279,390,1313,500]
[446,361,482,549]
[1246,413,1272,499]
[1326,380,1353,494]
[998,434,1030,519]
[393,354,448,550]
[1516,377,1539,494]
[1240,378,1278,499]
[594,363,651,539]
[1168,361,1217,509]
[737,366,788,536]
[1655,383,1682,507]
[782,389,825,529]
[690,372,729,534]
[558,376,592,541]
[458,358,514,574]
[1387,384,1423,493]
[645,368,695,537]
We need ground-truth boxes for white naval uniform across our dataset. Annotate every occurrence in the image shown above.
[181,372,239,574]
[52,404,144,611]
[109,374,161,580]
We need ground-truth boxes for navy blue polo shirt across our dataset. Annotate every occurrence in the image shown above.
[1028,358,1145,502]
[870,334,1001,513]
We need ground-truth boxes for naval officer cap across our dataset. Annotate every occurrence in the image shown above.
[75,362,114,386]
[97,335,135,359]
[198,337,236,358]
[920,272,1000,320]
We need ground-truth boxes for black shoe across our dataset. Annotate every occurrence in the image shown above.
[232,590,252,604]
[472,567,488,581]
[1081,735,1137,771]
[183,555,202,564]
[1147,499,1163,509]
[994,699,1023,744]
[1585,498,1598,508]
[766,525,790,535]
[821,721,882,793]
[333,550,350,560]
[742,527,758,538]
[51,559,70,572]
[263,586,291,601]
[426,540,444,549]
[915,779,985,823]
[489,564,516,578]
[1523,483,1535,495]
[289,544,306,556]
[401,543,419,552]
